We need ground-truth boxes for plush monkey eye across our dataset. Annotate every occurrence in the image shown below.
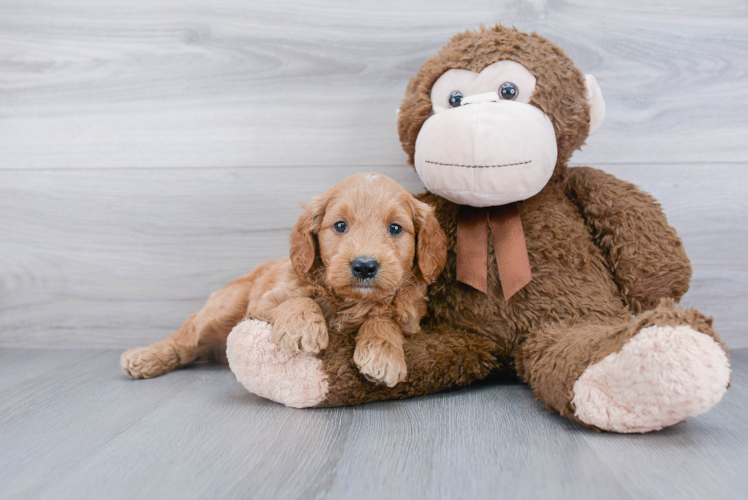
[333,221,348,233]
[499,82,518,100]
[388,224,403,236]
[448,91,463,108]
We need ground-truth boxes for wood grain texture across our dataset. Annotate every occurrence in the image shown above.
[1,163,746,348]
[1,348,746,499]
[1,0,747,169]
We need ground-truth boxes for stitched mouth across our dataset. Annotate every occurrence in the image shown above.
[425,159,532,169]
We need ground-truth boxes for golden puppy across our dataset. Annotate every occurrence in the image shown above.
[121,173,447,387]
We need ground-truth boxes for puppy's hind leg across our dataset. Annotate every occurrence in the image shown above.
[121,276,253,379]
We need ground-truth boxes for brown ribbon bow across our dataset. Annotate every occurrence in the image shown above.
[456,203,532,301]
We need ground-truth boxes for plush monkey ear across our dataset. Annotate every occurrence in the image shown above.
[584,74,606,135]
[411,199,447,284]
[289,194,327,280]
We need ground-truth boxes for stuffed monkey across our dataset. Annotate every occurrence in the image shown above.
[227,26,731,432]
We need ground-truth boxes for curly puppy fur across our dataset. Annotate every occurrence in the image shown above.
[121,173,447,388]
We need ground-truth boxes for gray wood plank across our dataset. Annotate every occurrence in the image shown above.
[1,163,746,349]
[322,384,620,499]
[0,348,103,395]
[1,0,747,169]
[0,351,236,499]
[0,348,746,499]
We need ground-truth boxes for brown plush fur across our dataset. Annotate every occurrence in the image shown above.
[121,173,447,387]
[563,167,692,313]
[298,26,729,425]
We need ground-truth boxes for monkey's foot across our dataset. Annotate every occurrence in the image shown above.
[227,320,328,408]
[571,324,730,433]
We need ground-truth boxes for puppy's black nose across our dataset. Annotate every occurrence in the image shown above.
[351,258,379,279]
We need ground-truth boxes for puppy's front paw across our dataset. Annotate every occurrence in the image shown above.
[272,311,328,355]
[354,339,407,388]
[121,343,180,379]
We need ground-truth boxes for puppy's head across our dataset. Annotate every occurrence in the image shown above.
[290,173,447,299]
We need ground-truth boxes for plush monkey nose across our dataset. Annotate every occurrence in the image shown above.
[459,92,500,106]
[351,258,379,279]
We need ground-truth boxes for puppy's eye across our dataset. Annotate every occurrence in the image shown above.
[333,221,347,234]
[388,224,403,236]
[448,91,463,108]
[499,82,518,100]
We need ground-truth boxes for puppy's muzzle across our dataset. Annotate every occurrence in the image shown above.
[351,257,379,280]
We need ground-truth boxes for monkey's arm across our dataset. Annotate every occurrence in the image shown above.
[226,317,504,408]
[316,322,502,407]
[563,166,691,313]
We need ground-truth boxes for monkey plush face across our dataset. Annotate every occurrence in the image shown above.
[417,60,558,206]
[398,26,605,207]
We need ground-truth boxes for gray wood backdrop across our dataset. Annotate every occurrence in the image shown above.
[1,0,747,349]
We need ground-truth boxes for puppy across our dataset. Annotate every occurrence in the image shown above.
[121,172,447,387]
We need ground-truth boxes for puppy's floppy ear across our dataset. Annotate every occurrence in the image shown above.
[290,194,328,280]
[411,198,447,284]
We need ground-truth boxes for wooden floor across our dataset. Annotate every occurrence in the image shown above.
[0,348,746,500]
